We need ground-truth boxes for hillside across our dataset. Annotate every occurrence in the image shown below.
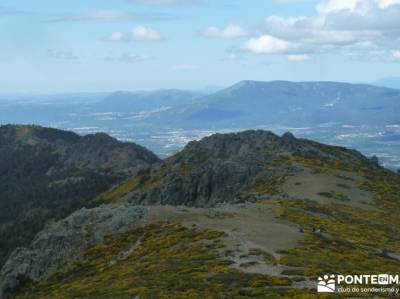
[0,125,160,268]
[2,130,400,298]
[159,80,400,128]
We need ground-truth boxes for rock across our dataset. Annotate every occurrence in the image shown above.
[126,130,380,208]
[0,204,147,299]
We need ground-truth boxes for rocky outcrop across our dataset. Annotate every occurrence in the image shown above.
[125,130,379,207]
[0,204,147,299]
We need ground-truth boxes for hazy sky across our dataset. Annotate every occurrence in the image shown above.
[1,0,400,92]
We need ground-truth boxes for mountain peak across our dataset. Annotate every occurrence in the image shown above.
[96,129,381,208]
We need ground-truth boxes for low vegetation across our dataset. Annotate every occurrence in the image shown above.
[12,222,326,299]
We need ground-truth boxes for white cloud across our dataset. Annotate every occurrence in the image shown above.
[243,0,400,58]
[202,24,247,39]
[378,0,400,8]
[287,54,311,61]
[104,32,126,42]
[132,26,161,41]
[392,50,400,60]
[105,26,162,42]
[243,35,291,54]
[316,0,362,14]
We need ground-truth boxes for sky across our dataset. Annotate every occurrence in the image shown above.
[0,0,400,93]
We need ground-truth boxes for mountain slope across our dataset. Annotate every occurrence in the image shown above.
[0,125,160,268]
[2,130,400,298]
[160,80,400,128]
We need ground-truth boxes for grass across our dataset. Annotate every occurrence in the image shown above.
[12,222,325,299]
[92,170,164,204]
[92,176,141,204]
[248,248,277,265]
[275,198,400,278]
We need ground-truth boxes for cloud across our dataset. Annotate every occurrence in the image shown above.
[243,0,400,58]
[393,50,400,60]
[224,52,246,61]
[119,53,152,63]
[243,35,291,54]
[0,6,31,16]
[379,0,400,8]
[202,24,248,39]
[48,49,78,60]
[287,54,311,61]
[316,0,362,14]
[104,26,162,42]
[104,52,152,63]
[104,32,127,42]
[132,26,162,41]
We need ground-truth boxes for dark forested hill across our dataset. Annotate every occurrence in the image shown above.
[0,125,160,267]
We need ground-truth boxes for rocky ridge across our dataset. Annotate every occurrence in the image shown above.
[103,130,380,207]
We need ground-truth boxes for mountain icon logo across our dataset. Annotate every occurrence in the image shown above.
[318,274,336,293]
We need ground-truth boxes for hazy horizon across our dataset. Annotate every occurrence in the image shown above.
[0,78,399,96]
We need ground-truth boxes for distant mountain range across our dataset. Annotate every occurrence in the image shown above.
[74,80,400,131]
[150,80,400,129]
[1,80,399,168]
[373,77,400,90]
[2,81,399,129]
